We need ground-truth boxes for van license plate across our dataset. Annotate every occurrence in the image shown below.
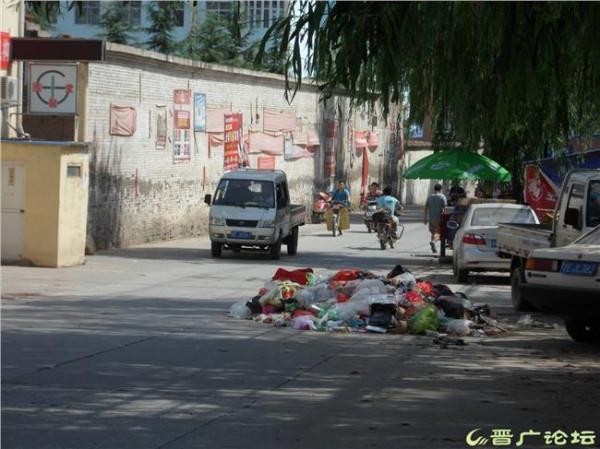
[560,261,597,276]
[490,239,497,248]
[230,231,252,240]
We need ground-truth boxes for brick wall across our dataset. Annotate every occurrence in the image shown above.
[84,44,392,249]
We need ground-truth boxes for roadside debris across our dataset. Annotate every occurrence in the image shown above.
[229,265,506,338]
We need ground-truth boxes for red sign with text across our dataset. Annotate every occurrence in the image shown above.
[524,165,558,223]
[224,113,242,171]
[1,32,10,70]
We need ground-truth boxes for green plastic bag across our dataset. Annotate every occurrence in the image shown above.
[409,305,439,335]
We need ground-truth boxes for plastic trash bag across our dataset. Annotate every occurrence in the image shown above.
[409,305,439,334]
[311,283,335,301]
[353,279,387,296]
[332,300,370,321]
[445,318,473,336]
[292,315,317,331]
[390,272,417,291]
[296,288,317,308]
[229,301,252,319]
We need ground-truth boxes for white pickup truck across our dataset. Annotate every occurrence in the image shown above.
[497,169,600,311]
[204,169,306,259]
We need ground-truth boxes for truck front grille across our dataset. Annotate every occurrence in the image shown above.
[226,219,258,227]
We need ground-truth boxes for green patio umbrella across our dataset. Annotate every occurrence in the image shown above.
[403,150,512,181]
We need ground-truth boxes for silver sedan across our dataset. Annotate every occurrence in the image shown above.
[450,203,539,282]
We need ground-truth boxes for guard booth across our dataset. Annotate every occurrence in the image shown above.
[1,140,89,267]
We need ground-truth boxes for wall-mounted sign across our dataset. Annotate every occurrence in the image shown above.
[174,89,191,105]
[155,105,167,149]
[174,110,190,129]
[224,113,242,171]
[194,93,206,131]
[0,32,10,70]
[29,63,78,114]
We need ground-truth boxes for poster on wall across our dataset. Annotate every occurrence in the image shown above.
[194,93,207,131]
[224,113,242,171]
[174,110,190,129]
[29,63,78,114]
[173,89,191,105]
[155,105,167,149]
[0,32,10,71]
[173,129,190,160]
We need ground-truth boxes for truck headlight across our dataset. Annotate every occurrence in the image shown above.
[210,216,225,226]
[259,219,275,228]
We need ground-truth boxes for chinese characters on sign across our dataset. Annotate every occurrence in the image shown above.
[0,32,10,70]
[224,113,242,171]
[29,63,78,114]
[325,120,337,178]
[173,89,191,160]
[466,428,597,448]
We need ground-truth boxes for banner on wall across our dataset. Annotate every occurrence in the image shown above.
[173,89,191,105]
[193,93,207,131]
[257,155,276,170]
[224,113,242,171]
[155,105,167,149]
[325,120,337,178]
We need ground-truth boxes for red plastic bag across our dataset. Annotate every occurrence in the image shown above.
[293,309,317,318]
[272,268,314,285]
[404,290,426,307]
[336,292,351,303]
[416,280,434,297]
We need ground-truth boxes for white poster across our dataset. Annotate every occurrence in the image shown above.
[29,64,78,114]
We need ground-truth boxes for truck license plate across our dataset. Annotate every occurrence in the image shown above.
[560,261,598,276]
[490,239,497,248]
[230,231,252,240]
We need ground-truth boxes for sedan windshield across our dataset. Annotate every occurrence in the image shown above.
[213,179,274,208]
[471,207,536,227]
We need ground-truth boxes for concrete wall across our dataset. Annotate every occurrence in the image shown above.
[83,44,389,249]
[1,0,23,139]
[1,141,89,267]
[400,149,437,205]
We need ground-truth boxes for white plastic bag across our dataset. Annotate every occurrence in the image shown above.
[445,319,473,336]
[296,288,317,308]
[292,315,317,331]
[229,301,252,319]
[353,279,387,296]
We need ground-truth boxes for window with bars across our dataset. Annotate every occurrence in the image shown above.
[206,1,233,22]
[126,1,142,27]
[75,1,101,25]
[174,3,185,27]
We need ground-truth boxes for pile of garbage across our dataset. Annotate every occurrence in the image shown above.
[229,266,506,338]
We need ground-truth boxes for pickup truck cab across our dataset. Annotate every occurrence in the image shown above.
[497,169,600,311]
[205,169,306,259]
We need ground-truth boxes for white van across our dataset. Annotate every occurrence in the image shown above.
[204,169,306,259]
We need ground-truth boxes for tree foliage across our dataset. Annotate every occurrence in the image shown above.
[99,2,131,45]
[262,2,600,158]
[145,1,180,55]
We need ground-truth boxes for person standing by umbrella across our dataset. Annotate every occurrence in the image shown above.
[424,184,447,254]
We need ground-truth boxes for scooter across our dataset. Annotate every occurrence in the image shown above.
[363,198,378,233]
[311,192,330,224]
[372,209,404,250]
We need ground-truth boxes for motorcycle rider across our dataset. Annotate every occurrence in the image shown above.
[376,186,402,237]
[367,182,382,199]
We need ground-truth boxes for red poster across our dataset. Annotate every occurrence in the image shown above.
[325,120,337,178]
[174,110,190,129]
[0,32,10,70]
[173,89,191,105]
[257,156,276,170]
[224,113,242,171]
[524,165,559,223]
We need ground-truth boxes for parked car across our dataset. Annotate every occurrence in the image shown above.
[524,225,600,343]
[205,169,306,259]
[497,169,600,310]
[450,203,539,282]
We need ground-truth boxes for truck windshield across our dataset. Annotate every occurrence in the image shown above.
[213,179,275,209]
[471,207,536,227]
[587,181,600,227]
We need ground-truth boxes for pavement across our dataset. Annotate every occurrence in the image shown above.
[2,206,600,449]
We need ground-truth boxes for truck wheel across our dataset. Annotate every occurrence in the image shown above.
[287,227,299,255]
[270,238,282,260]
[510,266,532,311]
[211,242,222,258]
[457,268,469,283]
[565,317,600,343]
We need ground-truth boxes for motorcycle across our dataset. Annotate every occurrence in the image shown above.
[311,192,330,224]
[362,197,379,233]
[372,209,404,250]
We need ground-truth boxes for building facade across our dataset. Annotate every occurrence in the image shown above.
[42,1,288,46]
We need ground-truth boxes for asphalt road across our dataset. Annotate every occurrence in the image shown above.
[2,207,599,449]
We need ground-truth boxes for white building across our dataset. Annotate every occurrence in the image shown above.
[42,1,288,46]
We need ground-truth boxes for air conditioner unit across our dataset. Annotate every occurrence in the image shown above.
[1,76,18,104]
